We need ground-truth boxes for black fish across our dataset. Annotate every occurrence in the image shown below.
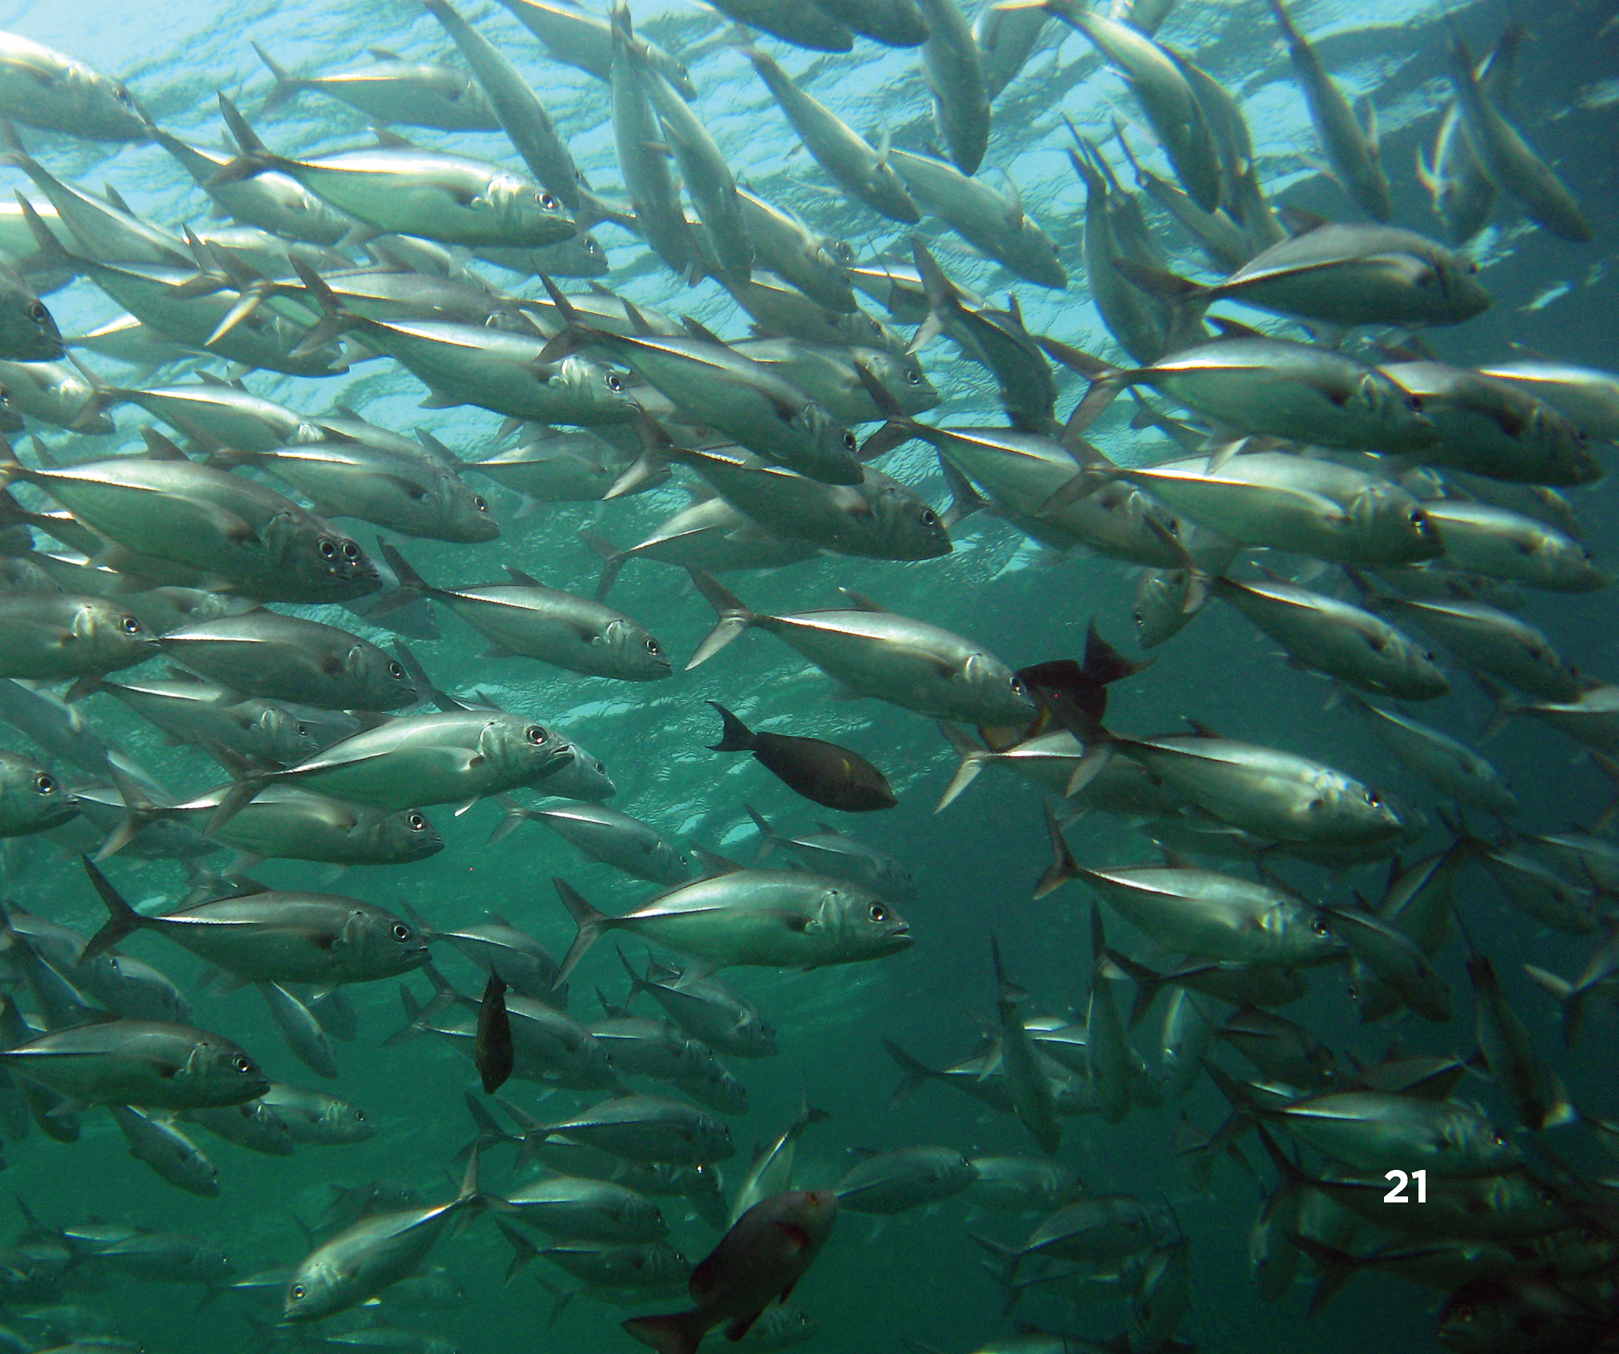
[705,702,896,812]
[475,972,513,1095]
[1014,623,1149,744]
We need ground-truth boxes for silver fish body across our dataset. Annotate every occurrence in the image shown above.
[0,1014,267,1109]
[0,31,148,140]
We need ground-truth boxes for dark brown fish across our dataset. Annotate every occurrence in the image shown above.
[1013,622,1149,744]
[623,1189,837,1354]
[705,702,896,812]
[475,972,513,1095]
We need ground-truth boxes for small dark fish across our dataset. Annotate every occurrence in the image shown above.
[475,972,513,1095]
[705,702,896,812]
[1015,622,1148,743]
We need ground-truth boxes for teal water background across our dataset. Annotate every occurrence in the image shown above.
[0,1,1616,1351]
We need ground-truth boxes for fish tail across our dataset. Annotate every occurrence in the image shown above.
[205,775,268,836]
[77,856,147,962]
[457,1144,481,1205]
[378,542,433,601]
[92,762,171,862]
[1062,140,1105,202]
[880,1037,936,1107]
[936,456,987,531]
[706,702,756,753]
[1032,799,1078,900]
[579,529,628,600]
[933,723,991,813]
[458,1089,511,1160]
[685,570,755,670]
[552,878,607,991]
[8,193,76,272]
[1105,949,1166,1028]
[250,43,301,113]
[741,802,776,857]
[1287,1232,1365,1318]
[614,945,653,1001]
[487,801,536,846]
[1041,336,1126,439]
[1113,257,1211,306]
[285,256,356,358]
[534,275,591,363]
[621,1309,708,1354]
[211,94,276,183]
[906,234,962,356]
[494,1216,542,1284]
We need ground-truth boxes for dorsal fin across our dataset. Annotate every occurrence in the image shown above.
[835,588,886,612]
[680,315,727,347]
[140,429,189,461]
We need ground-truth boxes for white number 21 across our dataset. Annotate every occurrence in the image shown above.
[1383,1168,1427,1204]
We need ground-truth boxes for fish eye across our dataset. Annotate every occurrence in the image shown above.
[605,372,624,392]
[1010,675,1026,694]
[473,495,489,512]
[290,1284,307,1301]
[1491,1131,1506,1146]
[645,638,661,654]
[342,541,360,559]
[905,367,922,385]
[234,1055,254,1073]
[842,431,857,451]
[26,301,46,322]
[526,724,547,743]
[318,538,337,558]
[1363,789,1382,806]
[869,903,887,922]
[33,773,54,794]
[586,239,602,256]
[539,192,558,209]
[407,811,426,829]
[388,661,406,679]
[1311,916,1331,937]
[295,722,310,736]
[920,508,938,526]
[1404,393,1424,412]
[391,923,411,941]
[352,1108,367,1122]
[120,614,143,634]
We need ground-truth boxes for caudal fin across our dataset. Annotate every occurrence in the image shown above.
[78,856,148,962]
[622,1308,709,1354]
[685,571,755,670]
[1033,800,1078,901]
[706,701,756,753]
[552,878,609,991]
[251,43,302,114]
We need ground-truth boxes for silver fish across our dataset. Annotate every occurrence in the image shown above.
[553,870,910,989]
[252,42,499,131]
[0,1003,267,1109]
[688,572,1036,726]
[0,31,148,141]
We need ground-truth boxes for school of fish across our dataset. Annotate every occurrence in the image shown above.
[0,1,1613,1352]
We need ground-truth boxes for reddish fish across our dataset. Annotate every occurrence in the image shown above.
[623,1189,837,1354]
